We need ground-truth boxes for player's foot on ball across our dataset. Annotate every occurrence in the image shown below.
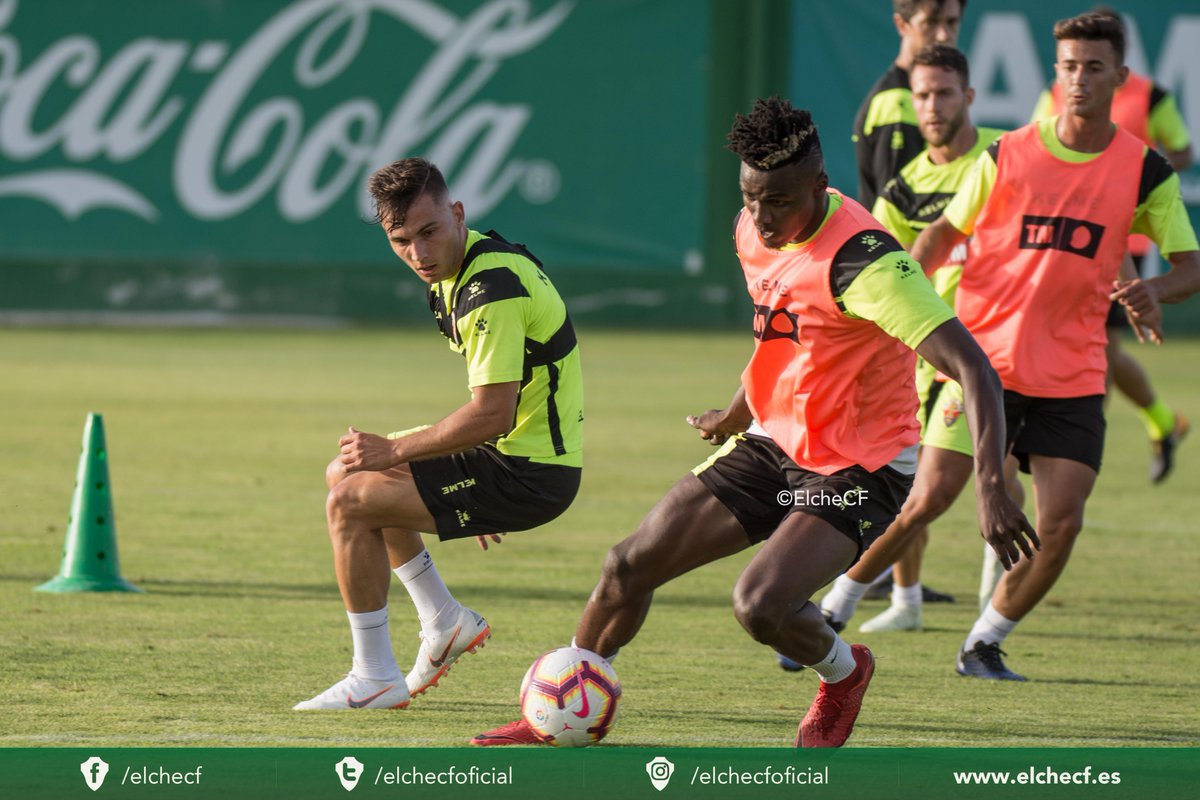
[1150,413,1189,484]
[292,673,410,710]
[796,644,874,748]
[859,604,922,633]
[406,606,491,697]
[470,718,544,746]
[955,641,1026,681]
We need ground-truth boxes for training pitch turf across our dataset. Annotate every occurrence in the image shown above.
[2,328,1198,747]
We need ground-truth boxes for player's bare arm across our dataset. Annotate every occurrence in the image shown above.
[1112,249,1200,314]
[1113,252,1164,344]
[915,319,1040,569]
[339,381,520,472]
[1165,145,1192,173]
[910,215,967,277]
[686,384,753,446]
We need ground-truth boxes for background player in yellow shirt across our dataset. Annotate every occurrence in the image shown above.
[818,45,1020,637]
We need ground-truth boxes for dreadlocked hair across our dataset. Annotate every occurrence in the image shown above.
[725,97,822,171]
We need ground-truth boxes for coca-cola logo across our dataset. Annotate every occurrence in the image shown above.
[0,0,569,223]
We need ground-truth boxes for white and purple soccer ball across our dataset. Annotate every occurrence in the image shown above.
[520,647,621,746]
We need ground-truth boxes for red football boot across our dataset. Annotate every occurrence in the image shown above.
[796,644,875,747]
[470,718,545,746]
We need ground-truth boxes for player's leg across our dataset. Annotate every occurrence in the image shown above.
[989,456,1095,618]
[745,458,911,747]
[821,446,972,629]
[737,512,871,749]
[575,474,758,657]
[399,448,579,698]
[958,394,1102,681]
[1105,282,1186,482]
[294,461,436,710]
[472,434,782,745]
[1111,340,1189,483]
[978,456,1024,612]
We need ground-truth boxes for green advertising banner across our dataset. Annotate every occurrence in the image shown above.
[5,0,1200,325]
[1,748,1196,799]
[0,0,729,323]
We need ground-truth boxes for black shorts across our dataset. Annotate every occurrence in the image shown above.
[410,445,580,540]
[1105,253,1145,328]
[1004,391,1106,474]
[692,434,913,561]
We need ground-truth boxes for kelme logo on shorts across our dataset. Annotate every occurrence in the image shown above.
[1019,215,1105,259]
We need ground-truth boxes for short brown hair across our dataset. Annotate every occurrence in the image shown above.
[367,158,449,228]
[894,0,967,23]
[1053,12,1125,64]
[912,43,970,86]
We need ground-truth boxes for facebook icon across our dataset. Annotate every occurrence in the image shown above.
[80,756,109,791]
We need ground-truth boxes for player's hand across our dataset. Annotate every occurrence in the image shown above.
[1111,279,1163,344]
[685,408,746,446]
[338,427,400,472]
[977,487,1040,571]
[476,533,506,551]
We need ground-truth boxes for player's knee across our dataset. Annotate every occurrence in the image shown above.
[325,457,349,489]
[595,544,642,600]
[907,483,957,523]
[1037,513,1084,553]
[325,477,369,529]
[731,583,787,644]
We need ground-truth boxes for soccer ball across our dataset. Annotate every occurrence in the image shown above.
[520,647,621,746]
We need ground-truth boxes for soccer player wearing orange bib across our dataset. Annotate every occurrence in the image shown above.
[1031,7,1193,484]
[472,98,1034,748]
[911,13,1200,680]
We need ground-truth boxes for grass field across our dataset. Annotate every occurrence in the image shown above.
[2,327,1198,748]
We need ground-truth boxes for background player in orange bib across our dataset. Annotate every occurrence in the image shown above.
[911,12,1200,680]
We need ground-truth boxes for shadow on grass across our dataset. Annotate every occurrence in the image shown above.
[452,582,734,608]
[4,573,731,608]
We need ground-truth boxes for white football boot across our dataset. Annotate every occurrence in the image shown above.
[858,603,922,633]
[293,673,410,710]
[406,606,491,697]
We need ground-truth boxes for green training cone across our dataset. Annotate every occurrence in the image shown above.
[36,413,141,593]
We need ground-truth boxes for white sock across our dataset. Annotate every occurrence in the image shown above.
[393,550,459,631]
[893,581,922,610]
[963,602,1019,650]
[820,575,872,624]
[347,607,400,681]
[808,636,857,683]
